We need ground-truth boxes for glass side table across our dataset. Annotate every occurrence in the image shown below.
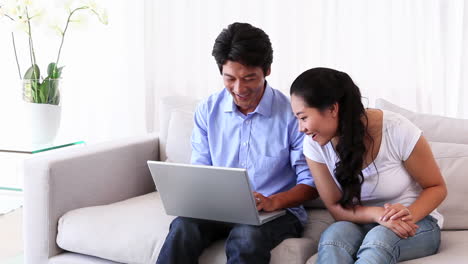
[0,140,85,191]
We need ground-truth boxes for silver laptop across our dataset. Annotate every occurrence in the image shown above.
[147,161,286,226]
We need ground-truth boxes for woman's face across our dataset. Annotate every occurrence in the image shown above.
[291,94,339,146]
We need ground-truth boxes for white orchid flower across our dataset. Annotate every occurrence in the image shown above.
[92,7,107,25]
[14,15,28,33]
[68,11,89,29]
[17,0,33,6]
[0,4,5,16]
[47,15,64,36]
[84,0,97,10]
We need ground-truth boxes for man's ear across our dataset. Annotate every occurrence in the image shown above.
[265,67,271,77]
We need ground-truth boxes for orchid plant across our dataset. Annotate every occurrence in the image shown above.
[0,0,107,105]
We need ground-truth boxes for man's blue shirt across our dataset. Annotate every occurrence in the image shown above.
[190,84,314,225]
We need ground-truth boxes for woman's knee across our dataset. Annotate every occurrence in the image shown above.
[361,225,399,246]
[320,221,363,243]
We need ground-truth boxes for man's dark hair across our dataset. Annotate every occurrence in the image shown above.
[212,22,273,75]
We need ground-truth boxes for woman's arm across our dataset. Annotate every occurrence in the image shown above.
[305,157,384,223]
[385,136,447,223]
[306,157,419,238]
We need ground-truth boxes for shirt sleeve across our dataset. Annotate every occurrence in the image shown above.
[289,119,315,187]
[302,135,326,164]
[190,101,213,165]
[392,113,422,161]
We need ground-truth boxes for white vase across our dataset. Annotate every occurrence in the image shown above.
[25,103,62,145]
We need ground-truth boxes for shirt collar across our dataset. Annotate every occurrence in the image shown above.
[222,83,273,117]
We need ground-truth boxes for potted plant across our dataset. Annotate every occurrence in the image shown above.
[0,0,107,144]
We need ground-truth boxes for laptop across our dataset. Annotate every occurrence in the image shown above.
[147,161,286,226]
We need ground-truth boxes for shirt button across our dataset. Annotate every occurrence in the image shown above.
[241,163,245,167]
[243,142,247,146]
[246,120,250,124]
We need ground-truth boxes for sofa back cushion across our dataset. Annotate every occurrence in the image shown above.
[165,109,195,163]
[159,96,199,161]
[430,142,468,230]
[375,98,468,144]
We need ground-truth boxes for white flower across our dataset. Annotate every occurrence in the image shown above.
[47,15,64,36]
[17,0,33,6]
[2,0,22,19]
[14,15,28,33]
[84,0,97,10]
[68,11,88,29]
[95,7,107,25]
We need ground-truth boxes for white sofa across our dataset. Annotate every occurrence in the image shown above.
[23,97,468,264]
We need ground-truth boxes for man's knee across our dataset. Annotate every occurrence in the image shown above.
[169,217,202,237]
[229,224,264,243]
[225,224,268,254]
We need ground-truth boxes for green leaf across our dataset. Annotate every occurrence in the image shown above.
[31,79,40,103]
[47,63,64,79]
[56,66,64,78]
[47,63,57,77]
[52,89,60,105]
[35,77,60,105]
[24,64,40,80]
[37,81,46,103]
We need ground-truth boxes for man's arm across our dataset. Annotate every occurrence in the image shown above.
[255,184,318,211]
[190,102,212,165]
[255,120,318,211]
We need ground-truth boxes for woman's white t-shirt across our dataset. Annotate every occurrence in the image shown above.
[303,110,443,228]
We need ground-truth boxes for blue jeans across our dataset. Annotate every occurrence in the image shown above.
[156,212,302,264]
[317,215,441,264]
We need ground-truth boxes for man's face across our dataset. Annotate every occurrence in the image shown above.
[222,60,270,114]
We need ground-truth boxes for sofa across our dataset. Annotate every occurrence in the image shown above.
[23,96,468,264]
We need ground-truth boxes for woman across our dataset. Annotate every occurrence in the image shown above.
[290,68,447,263]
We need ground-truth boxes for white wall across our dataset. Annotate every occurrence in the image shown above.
[1,0,467,143]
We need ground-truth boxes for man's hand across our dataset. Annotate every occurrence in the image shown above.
[253,192,278,212]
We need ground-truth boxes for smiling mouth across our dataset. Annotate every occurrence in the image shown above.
[235,93,250,101]
[310,133,317,140]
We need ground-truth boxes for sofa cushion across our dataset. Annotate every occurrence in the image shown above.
[49,252,122,264]
[57,192,175,264]
[194,209,334,264]
[57,192,333,264]
[165,109,194,164]
[375,98,468,144]
[306,231,468,263]
[430,142,468,230]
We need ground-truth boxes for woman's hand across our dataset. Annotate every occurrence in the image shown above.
[253,192,278,212]
[380,203,412,221]
[377,203,419,238]
[377,217,419,239]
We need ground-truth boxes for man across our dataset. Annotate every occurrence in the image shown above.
[156,22,318,264]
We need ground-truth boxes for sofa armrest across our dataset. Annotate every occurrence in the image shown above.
[23,134,159,264]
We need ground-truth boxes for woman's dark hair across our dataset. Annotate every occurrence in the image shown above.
[212,22,273,75]
[290,67,368,208]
